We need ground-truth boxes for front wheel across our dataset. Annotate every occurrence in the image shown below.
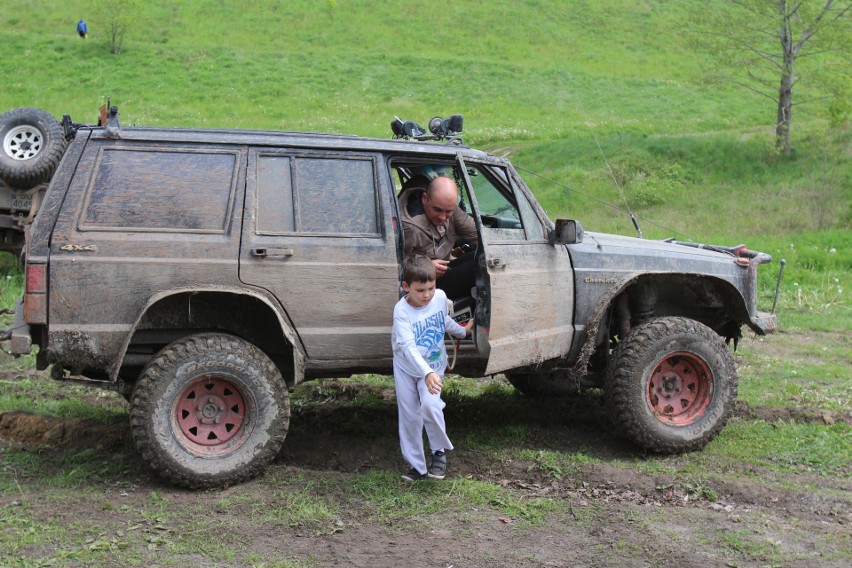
[130,333,289,489]
[605,317,737,453]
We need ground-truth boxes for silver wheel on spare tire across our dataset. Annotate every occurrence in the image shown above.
[0,107,68,189]
[129,333,290,489]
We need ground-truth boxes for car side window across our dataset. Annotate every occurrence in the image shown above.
[81,147,238,233]
[256,154,379,236]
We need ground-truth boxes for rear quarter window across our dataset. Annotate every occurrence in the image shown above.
[79,147,238,233]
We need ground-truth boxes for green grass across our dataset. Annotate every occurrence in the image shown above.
[1,1,775,135]
[0,370,128,421]
[350,469,561,526]
[738,349,850,413]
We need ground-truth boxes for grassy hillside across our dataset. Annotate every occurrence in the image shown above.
[2,0,767,136]
[0,0,848,325]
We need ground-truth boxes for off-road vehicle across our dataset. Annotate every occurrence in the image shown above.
[1,106,779,489]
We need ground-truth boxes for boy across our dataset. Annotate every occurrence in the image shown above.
[392,255,474,481]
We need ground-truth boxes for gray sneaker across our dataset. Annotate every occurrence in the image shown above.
[401,467,426,482]
[427,450,447,480]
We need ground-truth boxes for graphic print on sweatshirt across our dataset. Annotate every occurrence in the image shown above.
[413,311,447,369]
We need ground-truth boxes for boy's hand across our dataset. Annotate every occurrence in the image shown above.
[425,372,442,395]
[463,318,475,337]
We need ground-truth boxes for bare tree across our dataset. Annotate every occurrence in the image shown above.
[91,0,145,54]
[693,1,850,155]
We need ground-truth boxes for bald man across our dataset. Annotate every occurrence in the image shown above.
[399,176,479,298]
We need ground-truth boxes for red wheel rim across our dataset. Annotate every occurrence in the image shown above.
[646,351,713,426]
[173,374,248,454]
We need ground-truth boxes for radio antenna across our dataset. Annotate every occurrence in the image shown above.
[592,130,642,239]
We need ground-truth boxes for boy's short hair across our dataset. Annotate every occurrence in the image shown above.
[402,255,436,284]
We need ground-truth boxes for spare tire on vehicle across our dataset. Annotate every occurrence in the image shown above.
[0,107,67,189]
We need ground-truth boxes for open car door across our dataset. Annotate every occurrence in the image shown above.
[458,157,575,375]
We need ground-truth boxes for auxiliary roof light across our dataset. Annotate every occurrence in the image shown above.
[391,114,464,142]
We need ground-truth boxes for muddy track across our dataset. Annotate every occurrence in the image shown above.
[1,329,850,567]
[1,384,848,526]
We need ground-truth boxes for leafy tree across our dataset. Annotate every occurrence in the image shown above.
[692,1,850,155]
[91,0,145,54]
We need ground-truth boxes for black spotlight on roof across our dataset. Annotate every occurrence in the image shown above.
[391,116,404,138]
[402,120,425,138]
[391,116,425,139]
[429,114,464,137]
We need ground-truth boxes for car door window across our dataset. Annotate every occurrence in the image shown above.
[256,154,379,236]
[514,186,545,240]
[466,165,526,241]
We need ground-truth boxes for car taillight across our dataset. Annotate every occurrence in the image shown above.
[26,264,46,293]
[24,263,47,324]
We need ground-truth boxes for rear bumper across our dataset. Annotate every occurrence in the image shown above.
[10,297,33,354]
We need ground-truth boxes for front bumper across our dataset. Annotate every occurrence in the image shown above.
[751,311,777,335]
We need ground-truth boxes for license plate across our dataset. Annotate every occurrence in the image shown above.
[9,192,33,211]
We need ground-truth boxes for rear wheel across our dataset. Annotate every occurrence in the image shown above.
[605,317,737,453]
[130,333,289,489]
[0,107,67,188]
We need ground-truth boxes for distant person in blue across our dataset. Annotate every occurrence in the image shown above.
[77,19,88,39]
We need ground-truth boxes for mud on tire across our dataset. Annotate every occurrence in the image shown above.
[0,107,68,189]
[605,317,737,453]
[130,333,289,489]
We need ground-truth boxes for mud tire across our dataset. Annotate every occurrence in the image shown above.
[130,333,289,489]
[605,317,737,453]
[0,107,67,189]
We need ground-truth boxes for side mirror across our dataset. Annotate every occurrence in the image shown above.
[552,219,584,244]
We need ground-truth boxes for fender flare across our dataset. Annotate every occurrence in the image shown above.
[568,272,750,376]
[108,286,306,384]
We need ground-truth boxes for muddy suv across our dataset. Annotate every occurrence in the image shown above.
[3,107,778,489]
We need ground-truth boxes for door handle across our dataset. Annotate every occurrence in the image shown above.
[488,258,505,268]
[252,248,294,258]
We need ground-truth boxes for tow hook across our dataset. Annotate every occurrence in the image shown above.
[772,259,787,314]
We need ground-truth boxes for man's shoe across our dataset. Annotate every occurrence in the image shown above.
[427,450,447,480]
[401,467,426,482]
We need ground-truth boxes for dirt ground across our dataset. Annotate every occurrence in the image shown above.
[1,332,850,567]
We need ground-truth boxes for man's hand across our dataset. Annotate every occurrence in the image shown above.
[425,372,443,395]
[432,258,450,277]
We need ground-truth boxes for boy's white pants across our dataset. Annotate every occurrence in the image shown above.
[394,367,454,474]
